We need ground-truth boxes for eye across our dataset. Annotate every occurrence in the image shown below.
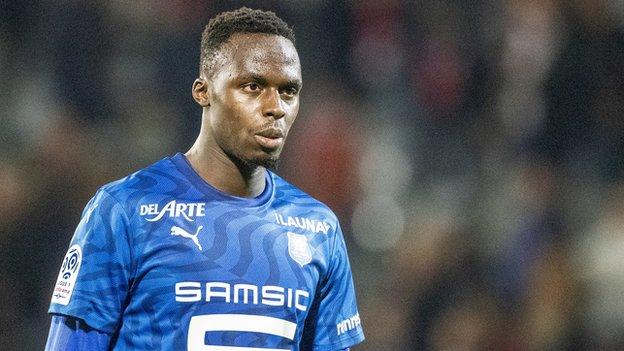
[242,83,261,93]
[280,87,298,99]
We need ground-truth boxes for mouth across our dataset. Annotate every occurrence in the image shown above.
[254,128,284,150]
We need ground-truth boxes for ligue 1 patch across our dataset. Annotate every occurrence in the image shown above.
[287,232,312,267]
[51,244,82,305]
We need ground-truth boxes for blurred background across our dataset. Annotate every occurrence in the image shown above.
[2,0,624,349]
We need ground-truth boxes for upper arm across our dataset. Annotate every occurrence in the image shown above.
[48,188,134,333]
[300,223,365,350]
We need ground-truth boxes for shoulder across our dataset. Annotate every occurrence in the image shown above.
[77,158,180,225]
[269,171,340,233]
[101,155,178,198]
[70,156,180,248]
[271,172,338,217]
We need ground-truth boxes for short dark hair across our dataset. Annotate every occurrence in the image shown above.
[200,7,296,76]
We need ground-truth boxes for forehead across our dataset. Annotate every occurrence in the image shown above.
[217,33,301,80]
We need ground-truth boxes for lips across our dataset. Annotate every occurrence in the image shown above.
[255,128,284,139]
[254,127,284,150]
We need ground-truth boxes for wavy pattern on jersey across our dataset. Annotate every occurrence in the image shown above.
[50,153,364,350]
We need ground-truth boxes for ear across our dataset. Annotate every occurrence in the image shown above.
[192,78,210,107]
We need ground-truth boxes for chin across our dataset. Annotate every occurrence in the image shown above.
[248,147,282,170]
[253,155,280,170]
[234,151,280,171]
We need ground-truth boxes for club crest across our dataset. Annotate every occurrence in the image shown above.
[287,232,312,267]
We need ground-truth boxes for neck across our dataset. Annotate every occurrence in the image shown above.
[185,132,267,198]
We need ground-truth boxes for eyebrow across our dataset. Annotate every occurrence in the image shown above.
[282,79,302,91]
[247,73,267,86]
[243,73,302,91]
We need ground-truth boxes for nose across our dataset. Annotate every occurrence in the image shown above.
[262,88,286,120]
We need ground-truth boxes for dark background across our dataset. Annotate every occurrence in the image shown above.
[2,0,624,349]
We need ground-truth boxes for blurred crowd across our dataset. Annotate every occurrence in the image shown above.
[2,0,624,350]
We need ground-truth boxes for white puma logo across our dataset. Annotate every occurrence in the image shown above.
[170,225,203,251]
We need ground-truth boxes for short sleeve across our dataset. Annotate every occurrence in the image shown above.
[45,315,112,350]
[48,188,134,334]
[301,224,365,350]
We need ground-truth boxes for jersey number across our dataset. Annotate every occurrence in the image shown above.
[187,314,296,351]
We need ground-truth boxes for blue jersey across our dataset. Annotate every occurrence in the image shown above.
[49,153,364,350]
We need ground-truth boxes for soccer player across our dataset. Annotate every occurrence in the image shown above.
[45,7,364,351]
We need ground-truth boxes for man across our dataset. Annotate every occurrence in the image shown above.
[45,7,364,351]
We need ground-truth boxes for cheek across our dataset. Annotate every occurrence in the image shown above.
[283,104,299,134]
[218,99,251,133]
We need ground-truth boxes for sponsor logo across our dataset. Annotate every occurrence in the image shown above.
[336,313,361,336]
[51,245,82,305]
[274,213,331,234]
[175,281,310,312]
[171,225,203,251]
[287,232,312,267]
[140,200,205,222]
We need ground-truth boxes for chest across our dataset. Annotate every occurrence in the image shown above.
[128,201,332,316]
